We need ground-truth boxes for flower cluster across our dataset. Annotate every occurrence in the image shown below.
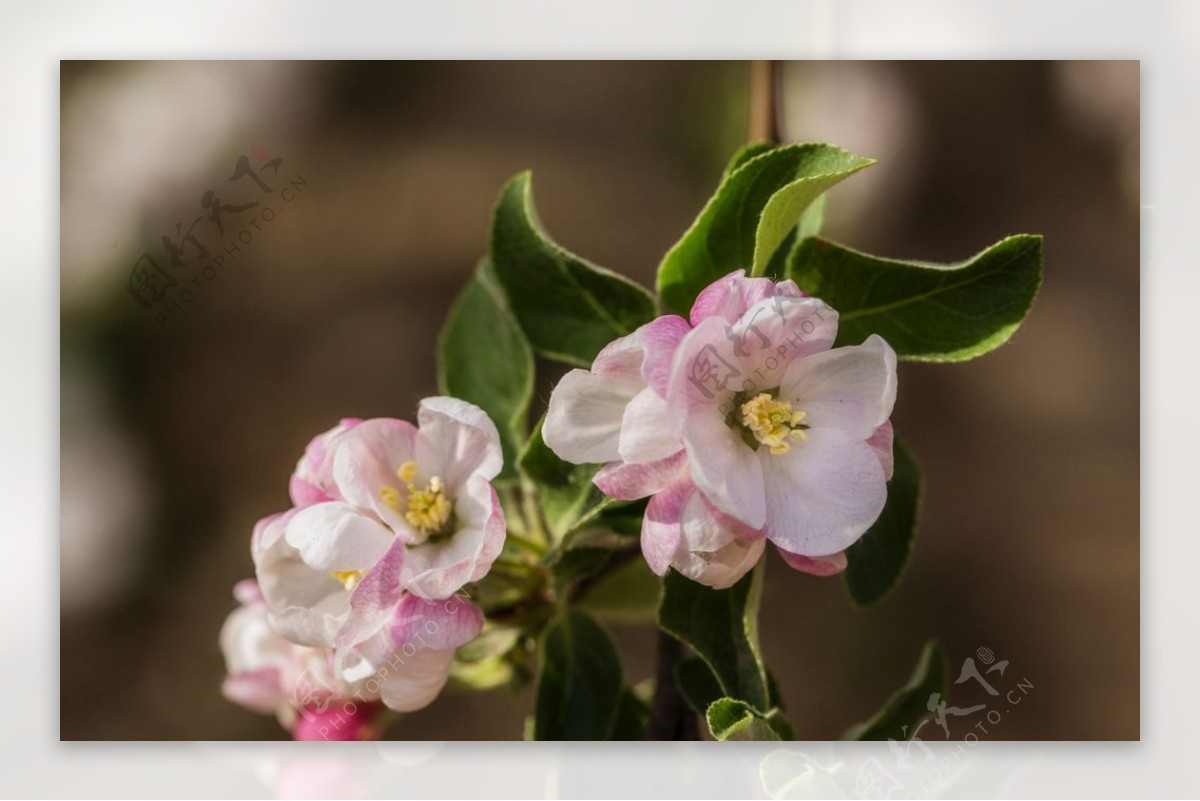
[221,397,505,732]
[544,271,897,589]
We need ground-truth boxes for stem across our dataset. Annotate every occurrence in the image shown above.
[646,631,699,740]
[748,60,781,144]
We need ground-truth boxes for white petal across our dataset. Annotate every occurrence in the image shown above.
[544,368,638,464]
[285,502,395,572]
[761,427,887,556]
[672,492,765,590]
[782,334,897,438]
[618,388,683,464]
[416,396,503,487]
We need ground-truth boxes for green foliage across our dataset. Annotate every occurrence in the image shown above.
[490,171,656,366]
[845,439,922,606]
[658,564,771,711]
[437,258,533,481]
[675,656,724,716]
[611,688,652,740]
[705,698,792,741]
[517,419,603,541]
[656,143,874,314]
[843,640,947,741]
[787,235,1044,361]
[533,609,624,740]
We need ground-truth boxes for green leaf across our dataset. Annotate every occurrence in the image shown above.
[577,556,661,622]
[437,258,533,481]
[533,609,624,740]
[517,418,602,541]
[723,141,776,176]
[705,698,781,741]
[843,640,947,741]
[787,234,1044,361]
[611,688,652,740]
[844,439,922,606]
[657,564,770,711]
[489,171,656,366]
[675,656,724,716]
[656,143,874,314]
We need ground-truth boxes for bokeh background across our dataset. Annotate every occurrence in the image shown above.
[59,61,1139,740]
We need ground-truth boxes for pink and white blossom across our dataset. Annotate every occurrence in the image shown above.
[219,579,381,738]
[544,270,897,589]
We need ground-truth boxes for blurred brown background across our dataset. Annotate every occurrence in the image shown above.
[59,61,1138,740]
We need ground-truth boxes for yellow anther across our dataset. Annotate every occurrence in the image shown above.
[380,485,402,511]
[396,460,419,484]
[331,570,364,591]
[740,393,809,455]
[381,460,453,539]
[405,482,453,535]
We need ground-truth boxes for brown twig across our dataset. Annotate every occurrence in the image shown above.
[748,60,781,143]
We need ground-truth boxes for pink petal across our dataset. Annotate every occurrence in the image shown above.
[335,539,407,652]
[232,578,265,606]
[330,418,420,535]
[866,420,894,481]
[639,314,692,397]
[640,478,693,575]
[673,492,766,590]
[776,546,847,576]
[591,328,646,389]
[292,700,381,741]
[594,449,688,501]
[690,270,777,326]
[289,418,361,507]
[667,316,767,528]
[390,594,485,653]
[222,668,285,714]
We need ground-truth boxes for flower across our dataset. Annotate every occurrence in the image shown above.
[249,397,501,718]
[219,579,381,739]
[253,397,504,648]
[544,270,896,589]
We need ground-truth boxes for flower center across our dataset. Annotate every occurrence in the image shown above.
[739,392,809,455]
[379,460,453,541]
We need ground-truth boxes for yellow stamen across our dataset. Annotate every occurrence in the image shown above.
[405,478,453,535]
[331,569,364,591]
[380,485,402,510]
[396,460,419,484]
[740,393,808,455]
[379,460,453,539]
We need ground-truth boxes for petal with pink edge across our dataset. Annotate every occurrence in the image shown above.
[543,368,637,464]
[781,334,897,439]
[618,387,683,464]
[330,417,420,534]
[761,427,888,556]
[639,314,692,397]
[640,478,693,576]
[866,420,895,480]
[594,448,687,501]
[285,502,395,572]
[776,546,847,576]
[415,396,503,488]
